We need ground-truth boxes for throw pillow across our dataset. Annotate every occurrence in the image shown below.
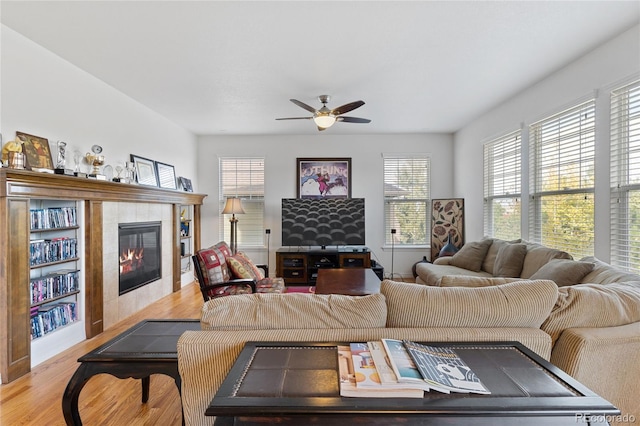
[200,293,387,330]
[519,242,572,278]
[227,252,264,280]
[194,245,231,286]
[493,243,528,277]
[529,259,595,287]
[449,239,493,272]
[381,279,558,328]
[541,281,640,344]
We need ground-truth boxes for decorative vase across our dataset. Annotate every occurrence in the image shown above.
[411,256,430,278]
[439,233,459,258]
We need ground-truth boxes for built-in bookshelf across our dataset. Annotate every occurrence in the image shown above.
[28,200,85,365]
[180,205,193,280]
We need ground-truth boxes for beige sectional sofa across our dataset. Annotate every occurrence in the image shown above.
[178,273,640,426]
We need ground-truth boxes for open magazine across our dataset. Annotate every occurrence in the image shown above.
[337,345,424,398]
[401,339,490,394]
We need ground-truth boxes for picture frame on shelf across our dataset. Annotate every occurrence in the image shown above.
[430,198,465,261]
[130,154,158,187]
[178,176,193,192]
[156,161,177,190]
[296,157,351,199]
[17,131,54,171]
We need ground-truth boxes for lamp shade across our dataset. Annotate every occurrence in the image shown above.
[313,114,336,129]
[222,197,245,215]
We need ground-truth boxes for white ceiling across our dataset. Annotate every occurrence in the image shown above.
[2,1,639,135]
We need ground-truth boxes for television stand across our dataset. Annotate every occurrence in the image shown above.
[276,247,372,286]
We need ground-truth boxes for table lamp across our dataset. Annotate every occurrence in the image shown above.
[222,197,245,254]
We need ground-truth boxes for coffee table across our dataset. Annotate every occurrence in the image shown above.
[207,341,619,425]
[315,268,381,295]
[62,319,200,426]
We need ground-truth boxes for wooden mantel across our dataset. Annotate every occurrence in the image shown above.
[0,169,207,383]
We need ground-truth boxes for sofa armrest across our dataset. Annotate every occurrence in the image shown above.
[200,279,257,300]
[551,323,640,422]
[255,264,268,278]
[433,256,453,265]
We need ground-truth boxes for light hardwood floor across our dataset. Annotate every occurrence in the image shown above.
[0,282,203,426]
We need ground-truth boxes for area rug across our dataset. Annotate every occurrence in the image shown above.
[285,286,316,294]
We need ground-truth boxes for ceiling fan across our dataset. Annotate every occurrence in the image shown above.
[276,95,371,131]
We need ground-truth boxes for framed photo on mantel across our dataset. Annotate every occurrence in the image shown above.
[297,157,351,199]
[130,154,158,187]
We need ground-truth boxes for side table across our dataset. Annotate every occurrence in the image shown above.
[62,319,200,426]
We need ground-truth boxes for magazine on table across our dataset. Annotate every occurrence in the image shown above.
[380,339,433,391]
[402,340,490,394]
[337,345,424,398]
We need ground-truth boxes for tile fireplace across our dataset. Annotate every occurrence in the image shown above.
[118,221,162,295]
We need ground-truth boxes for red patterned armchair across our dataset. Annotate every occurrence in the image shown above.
[192,241,285,301]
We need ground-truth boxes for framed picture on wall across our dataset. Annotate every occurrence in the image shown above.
[296,157,351,199]
[130,154,158,187]
[430,198,465,261]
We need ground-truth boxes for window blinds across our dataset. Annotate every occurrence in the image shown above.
[219,157,265,247]
[529,100,595,258]
[383,155,430,245]
[483,130,522,240]
[611,80,640,273]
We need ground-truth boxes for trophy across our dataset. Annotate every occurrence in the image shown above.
[54,141,74,175]
[125,161,137,184]
[85,145,105,179]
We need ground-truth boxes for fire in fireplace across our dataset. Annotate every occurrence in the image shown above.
[118,221,162,295]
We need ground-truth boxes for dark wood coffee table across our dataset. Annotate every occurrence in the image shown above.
[207,341,619,425]
[315,268,381,295]
[62,319,200,426]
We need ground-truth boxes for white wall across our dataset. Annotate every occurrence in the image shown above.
[0,25,197,184]
[197,133,454,280]
[454,24,640,261]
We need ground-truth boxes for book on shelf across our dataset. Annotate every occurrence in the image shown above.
[402,340,490,394]
[337,345,424,398]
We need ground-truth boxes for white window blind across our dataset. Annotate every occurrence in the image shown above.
[529,100,595,259]
[611,80,640,273]
[483,130,522,240]
[383,155,430,245]
[219,157,265,247]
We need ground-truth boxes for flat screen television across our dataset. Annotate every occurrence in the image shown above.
[281,198,365,247]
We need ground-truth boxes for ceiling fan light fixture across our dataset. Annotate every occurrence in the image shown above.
[313,114,336,128]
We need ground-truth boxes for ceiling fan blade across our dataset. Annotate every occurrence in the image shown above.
[290,99,317,113]
[275,117,313,120]
[331,100,364,116]
[337,116,371,123]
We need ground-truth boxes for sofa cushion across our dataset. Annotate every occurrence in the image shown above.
[520,242,572,278]
[200,293,387,330]
[541,281,640,344]
[482,238,522,274]
[227,252,265,280]
[415,262,492,286]
[440,275,523,288]
[494,243,527,277]
[529,258,594,287]
[449,239,493,272]
[579,256,640,284]
[381,279,558,328]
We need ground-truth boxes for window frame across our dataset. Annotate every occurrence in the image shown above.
[483,130,522,240]
[610,79,640,273]
[383,154,431,247]
[218,157,265,248]
[528,99,596,259]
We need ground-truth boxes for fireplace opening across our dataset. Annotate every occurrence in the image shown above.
[118,221,162,295]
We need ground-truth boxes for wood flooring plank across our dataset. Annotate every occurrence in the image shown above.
[0,282,202,426]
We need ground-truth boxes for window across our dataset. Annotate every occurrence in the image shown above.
[529,100,595,259]
[483,130,522,240]
[219,157,265,247]
[611,80,640,273]
[383,155,430,245]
